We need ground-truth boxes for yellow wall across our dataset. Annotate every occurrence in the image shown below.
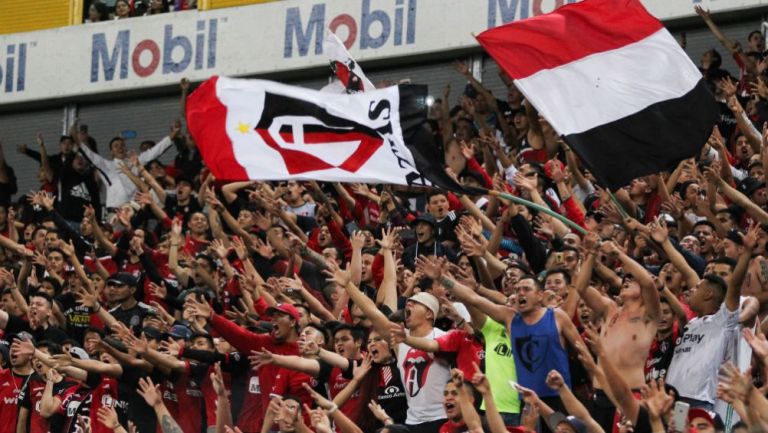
[201,0,279,11]
[0,0,80,35]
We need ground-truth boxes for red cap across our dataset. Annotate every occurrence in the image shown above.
[267,303,301,324]
[688,408,714,427]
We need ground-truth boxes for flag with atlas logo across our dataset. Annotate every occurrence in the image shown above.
[186,76,480,194]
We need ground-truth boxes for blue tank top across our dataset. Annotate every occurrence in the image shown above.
[510,308,572,398]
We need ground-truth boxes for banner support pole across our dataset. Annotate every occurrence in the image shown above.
[489,190,587,235]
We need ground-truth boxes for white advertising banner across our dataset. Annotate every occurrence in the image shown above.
[0,0,765,105]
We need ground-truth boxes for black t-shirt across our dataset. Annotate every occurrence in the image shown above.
[164,194,202,225]
[108,302,155,334]
[374,355,407,425]
[716,101,737,145]
[57,293,92,345]
[0,164,17,207]
[119,362,161,433]
[313,359,334,397]
[5,314,69,345]
[435,213,459,245]
[56,156,100,222]
[632,406,653,433]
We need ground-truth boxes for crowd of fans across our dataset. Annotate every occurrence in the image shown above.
[83,0,196,22]
[1,7,768,433]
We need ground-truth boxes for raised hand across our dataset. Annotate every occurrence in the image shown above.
[96,406,122,430]
[642,379,673,419]
[414,255,443,280]
[325,263,351,288]
[252,236,274,260]
[545,369,565,391]
[307,405,333,433]
[388,322,407,346]
[184,296,212,320]
[547,160,565,183]
[583,231,601,252]
[170,119,183,141]
[210,239,229,259]
[460,141,476,161]
[301,382,335,410]
[648,216,669,244]
[350,230,365,251]
[718,362,753,403]
[210,362,227,397]
[743,328,768,361]
[470,362,490,395]
[694,5,711,20]
[368,400,392,424]
[583,323,605,357]
[137,377,163,408]
[376,226,399,250]
[513,172,537,192]
[352,353,373,381]
[231,236,248,260]
[73,286,98,309]
[741,223,760,251]
[170,217,183,241]
[249,349,274,371]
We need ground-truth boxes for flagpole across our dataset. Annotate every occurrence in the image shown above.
[607,191,630,220]
[488,190,587,235]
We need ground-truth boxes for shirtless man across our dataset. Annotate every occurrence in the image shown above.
[576,232,661,433]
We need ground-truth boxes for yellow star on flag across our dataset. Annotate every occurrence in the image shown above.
[236,122,251,134]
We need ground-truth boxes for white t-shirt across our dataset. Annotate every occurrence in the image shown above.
[397,327,450,424]
[666,303,740,403]
[715,297,755,428]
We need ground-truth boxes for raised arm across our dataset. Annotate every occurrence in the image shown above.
[329,266,393,339]
[649,218,700,290]
[251,350,321,377]
[138,377,185,433]
[575,234,615,319]
[417,256,513,328]
[375,227,399,311]
[546,370,605,433]
[389,323,440,352]
[604,240,660,321]
[727,225,759,312]
[138,121,181,165]
[716,176,768,224]
[694,7,747,64]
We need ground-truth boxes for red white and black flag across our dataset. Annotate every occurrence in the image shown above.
[321,31,375,93]
[477,0,718,190]
[186,76,472,193]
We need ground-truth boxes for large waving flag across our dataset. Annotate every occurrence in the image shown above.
[477,0,718,190]
[186,76,475,193]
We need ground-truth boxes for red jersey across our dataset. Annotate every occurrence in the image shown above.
[60,374,118,433]
[159,363,205,433]
[440,419,470,433]
[435,329,484,379]
[200,365,231,429]
[210,314,299,433]
[0,369,32,433]
[271,368,313,426]
[325,361,363,431]
[18,375,48,433]
[644,323,680,382]
[183,236,209,255]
